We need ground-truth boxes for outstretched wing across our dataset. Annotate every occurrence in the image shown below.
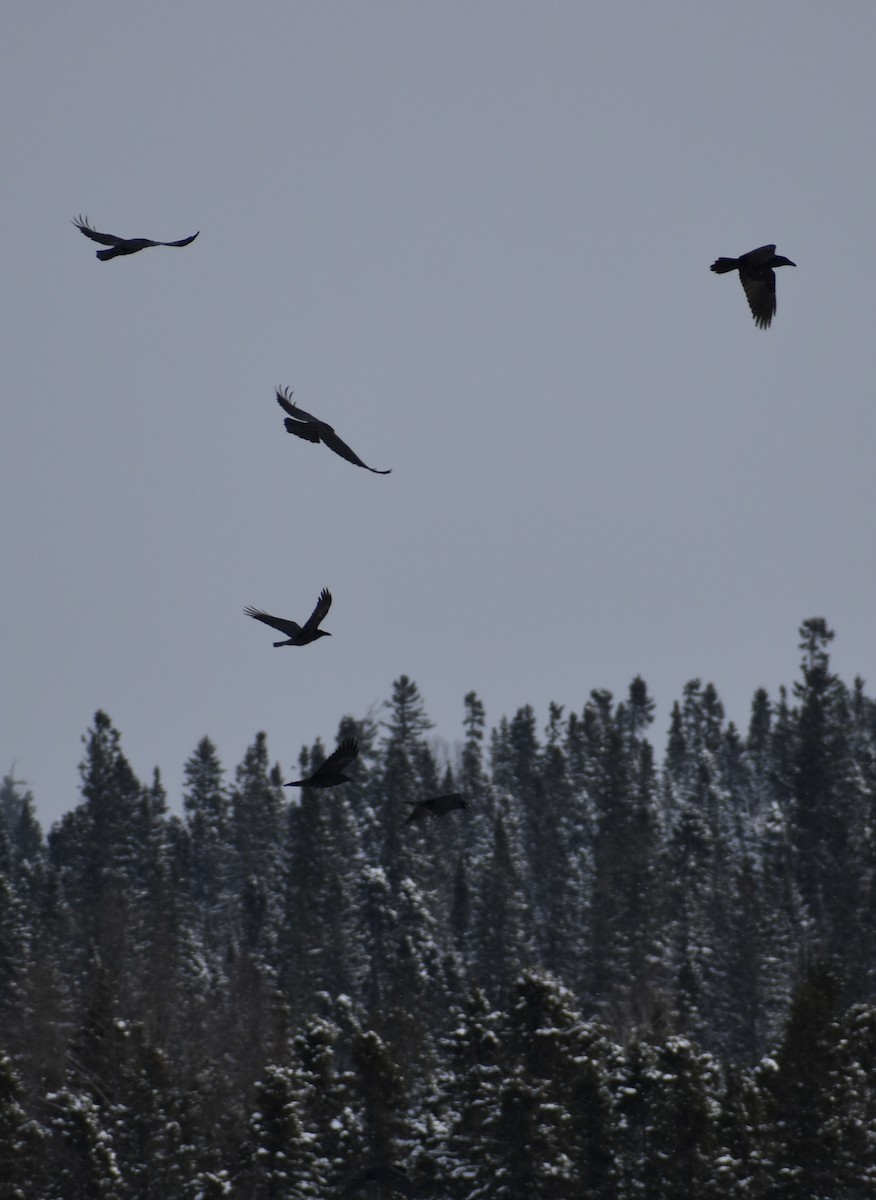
[277,389,323,443]
[301,588,332,637]
[300,738,359,786]
[286,737,359,788]
[737,245,778,329]
[276,387,322,424]
[316,737,359,777]
[739,270,776,329]
[160,231,199,248]
[72,215,125,247]
[319,426,392,474]
[243,606,303,638]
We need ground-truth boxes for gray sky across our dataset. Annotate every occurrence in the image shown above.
[4,2,876,828]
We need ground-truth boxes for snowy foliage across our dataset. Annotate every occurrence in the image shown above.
[3,632,876,1196]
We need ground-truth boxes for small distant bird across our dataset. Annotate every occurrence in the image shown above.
[284,738,358,789]
[73,215,199,261]
[343,1162,418,1197]
[710,244,795,329]
[276,388,391,475]
[404,793,469,825]
[244,588,332,647]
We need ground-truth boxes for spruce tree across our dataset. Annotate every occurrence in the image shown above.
[760,962,861,1199]
[0,1051,45,1200]
[790,618,853,943]
[243,1065,320,1199]
[461,691,488,795]
[183,737,231,950]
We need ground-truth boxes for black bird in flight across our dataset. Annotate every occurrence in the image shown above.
[73,215,199,261]
[710,244,795,329]
[276,388,391,474]
[244,588,332,648]
[404,793,469,825]
[284,738,358,789]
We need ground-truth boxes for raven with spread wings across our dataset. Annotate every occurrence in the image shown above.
[244,588,332,647]
[404,793,469,825]
[710,244,795,329]
[276,388,391,474]
[284,738,358,789]
[73,215,199,261]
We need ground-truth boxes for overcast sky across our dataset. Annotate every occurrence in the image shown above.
[4,3,876,828]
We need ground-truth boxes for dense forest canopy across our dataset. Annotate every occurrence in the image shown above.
[2,618,875,1197]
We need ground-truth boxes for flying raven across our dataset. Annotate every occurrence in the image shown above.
[276,388,391,475]
[244,588,332,647]
[284,738,358,789]
[710,244,795,329]
[404,793,469,825]
[73,215,199,261]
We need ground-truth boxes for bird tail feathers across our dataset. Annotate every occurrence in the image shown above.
[710,257,738,274]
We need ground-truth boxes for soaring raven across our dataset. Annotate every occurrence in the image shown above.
[276,388,391,475]
[284,738,358,789]
[404,793,468,825]
[710,244,795,329]
[244,588,331,647]
[73,215,199,261]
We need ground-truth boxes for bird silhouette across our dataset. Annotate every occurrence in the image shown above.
[284,738,358,789]
[276,388,391,474]
[73,215,199,261]
[244,588,332,647]
[404,793,469,825]
[710,244,795,329]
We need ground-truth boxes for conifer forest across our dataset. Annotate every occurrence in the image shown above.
[2,616,876,1197]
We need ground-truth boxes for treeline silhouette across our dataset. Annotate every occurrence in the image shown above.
[2,617,875,1197]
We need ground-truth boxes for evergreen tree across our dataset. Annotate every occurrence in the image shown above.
[281,730,362,1015]
[585,685,661,1028]
[0,1051,45,1199]
[347,1028,409,1174]
[461,691,488,795]
[431,986,508,1199]
[0,828,28,1021]
[379,676,435,885]
[230,731,285,926]
[49,712,143,972]
[530,702,579,978]
[615,1034,720,1200]
[44,1085,123,1200]
[182,736,231,948]
[287,1005,362,1191]
[243,1064,320,1199]
[759,962,867,1199]
[488,972,616,1200]
[790,618,854,945]
[0,771,43,887]
[471,804,531,1002]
